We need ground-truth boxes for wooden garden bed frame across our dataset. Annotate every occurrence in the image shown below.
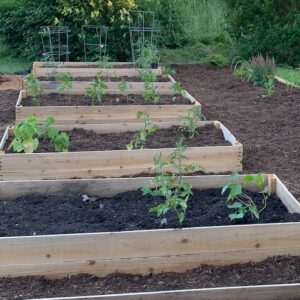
[15,88,199,124]
[0,174,300,300]
[0,121,242,180]
[34,76,176,93]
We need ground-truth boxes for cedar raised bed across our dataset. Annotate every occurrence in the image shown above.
[0,121,242,180]
[0,175,300,299]
[15,89,200,125]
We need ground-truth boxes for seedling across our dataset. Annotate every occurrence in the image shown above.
[142,139,205,225]
[85,72,108,105]
[264,75,275,97]
[98,55,113,69]
[56,72,73,102]
[118,80,132,103]
[222,173,269,221]
[180,106,206,138]
[162,67,175,75]
[126,112,158,150]
[139,69,157,82]
[8,116,69,153]
[143,82,161,103]
[24,74,44,105]
[171,82,186,101]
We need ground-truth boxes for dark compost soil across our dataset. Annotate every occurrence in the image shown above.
[0,89,19,127]
[1,188,300,237]
[1,256,300,299]
[173,64,300,201]
[22,93,190,106]
[37,75,170,82]
[4,125,229,153]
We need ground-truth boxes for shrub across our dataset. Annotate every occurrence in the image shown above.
[206,53,228,69]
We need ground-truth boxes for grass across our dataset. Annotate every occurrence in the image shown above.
[276,67,300,87]
[0,38,31,74]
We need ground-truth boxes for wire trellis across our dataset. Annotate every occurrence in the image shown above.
[40,26,71,62]
[82,25,108,62]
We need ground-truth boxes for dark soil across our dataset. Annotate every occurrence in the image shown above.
[173,64,300,201]
[0,89,19,127]
[1,188,300,237]
[4,125,229,153]
[22,93,190,106]
[37,75,170,82]
[1,256,300,299]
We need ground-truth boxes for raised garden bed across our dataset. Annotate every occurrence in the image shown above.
[16,89,199,124]
[0,175,300,299]
[0,121,242,180]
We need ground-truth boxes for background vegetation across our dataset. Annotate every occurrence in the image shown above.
[0,0,299,73]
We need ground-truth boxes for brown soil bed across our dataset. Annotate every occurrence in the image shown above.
[0,89,19,127]
[4,125,229,153]
[37,75,170,82]
[173,64,300,201]
[22,93,190,106]
[0,187,299,237]
[1,256,300,299]
[0,75,22,90]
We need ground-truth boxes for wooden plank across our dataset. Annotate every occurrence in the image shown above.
[34,67,163,77]
[33,284,300,300]
[38,79,176,93]
[16,88,200,125]
[275,76,300,89]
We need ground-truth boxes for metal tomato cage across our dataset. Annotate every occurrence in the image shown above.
[82,25,108,62]
[40,26,71,62]
[128,10,160,64]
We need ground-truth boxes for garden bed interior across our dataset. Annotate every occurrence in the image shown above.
[0,175,300,299]
[0,121,242,180]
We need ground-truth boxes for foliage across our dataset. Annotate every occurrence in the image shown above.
[98,55,113,69]
[206,53,228,69]
[126,112,158,150]
[162,67,175,75]
[180,106,206,138]
[118,79,132,103]
[233,54,276,86]
[222,173,269,221]
[264,75,275,97]
[171,82,186,102]
[8,116,69,153]
[56,72,73,94]
[136,44,160,68]
[227,0,300,66]
[85,72,108,105]
[140,69,160,103]
[142,139,205,225]
[276,66,300,87]
[24,73,44,104]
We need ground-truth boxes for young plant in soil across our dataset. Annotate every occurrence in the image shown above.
[180,106,206,138]
[162,67,176,75]
[118,80,132,103]
[142,139,205,225]
[56,72,73,102]
[24,74,44,105]
[140,69,160,103]
[98,54,113,69]
[85,72,108,105]
[171,82,186,102]
[8,116,69,153]
[126,112,158,150]
[264,75,275,97]
[222,173,269,220]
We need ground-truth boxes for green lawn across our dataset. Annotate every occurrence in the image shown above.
[276,67,300,87]
[0,38,31,74]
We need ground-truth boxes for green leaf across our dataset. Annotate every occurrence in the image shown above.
[141,187,152,195]
[261,186,269,194]
[249,206,260,219]
[136,111,143,119]
[126,142,133,150]
[228,184,242,200]
[243,174,254,183]
[221,184,230,195]
[227,202,243,209]
[229,212,244,220]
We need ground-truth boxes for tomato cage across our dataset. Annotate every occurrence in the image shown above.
[39,26,71,62]
[82,25,108,62]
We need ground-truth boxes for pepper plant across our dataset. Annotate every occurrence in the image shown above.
[126,112,158,150]
[56,72,73,103]
[142,139,206,225]
[222,173,269,221]
[180,106,206,138]
[85,72,108,105]
[24,74,44,105]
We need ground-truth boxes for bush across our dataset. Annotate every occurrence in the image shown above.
[227,0,300,66]
[206,53,228,69]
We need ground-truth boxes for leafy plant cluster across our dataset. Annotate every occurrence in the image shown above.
[222,173,269,221]
[24,74,44,104]
[9,116,69,153]
[85,72,108,105]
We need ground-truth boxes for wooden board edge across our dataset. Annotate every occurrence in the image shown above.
[32,283,300,300]
[275,76,300,89]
